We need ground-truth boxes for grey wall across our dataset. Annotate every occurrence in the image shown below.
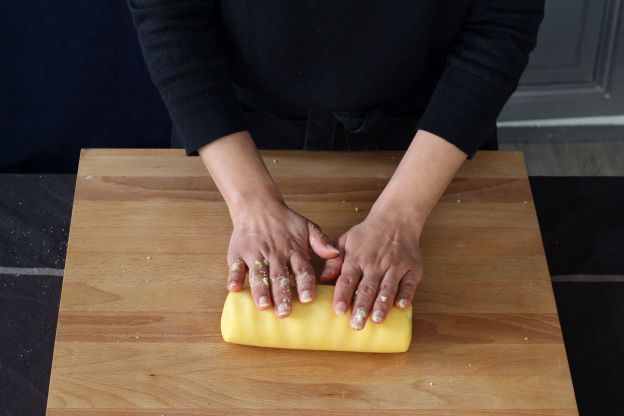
[500,0,624,121]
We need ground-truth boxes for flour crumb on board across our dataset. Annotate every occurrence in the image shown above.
[524,337,529,341]
[85,175,93,181]
[354,206,360,212]
[456,199,461,203]
[272,159,278,163]
[146,256,151,260]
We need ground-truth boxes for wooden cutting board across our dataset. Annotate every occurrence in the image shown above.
[46,149,578,415]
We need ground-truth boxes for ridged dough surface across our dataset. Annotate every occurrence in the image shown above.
[221,284,412,353]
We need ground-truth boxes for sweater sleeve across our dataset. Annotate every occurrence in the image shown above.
[417,0,544,159]
[128,0,247,155]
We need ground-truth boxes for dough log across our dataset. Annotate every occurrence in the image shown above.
[221,284,412,353]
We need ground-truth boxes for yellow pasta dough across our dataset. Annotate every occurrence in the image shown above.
[221,284,412,353]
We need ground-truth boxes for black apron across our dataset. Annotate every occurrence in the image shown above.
[172,86,498,154]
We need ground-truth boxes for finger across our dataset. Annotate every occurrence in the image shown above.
[245,254,271,310]
[269,257,292,318]
[226,255,246,292]
[350,271,383,330]
[319,256,343,282]
[320,233,346,282]
[308,221,340,259]
[332,263,361,316]
[290,251,316,303]
[395,268,423,310]
[370,268,401,324]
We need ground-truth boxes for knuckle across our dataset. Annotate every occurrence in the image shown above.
[229,259,245,273]
[411,266,424,278]
[290,253,307,269]
[270,264,289,278]
[341,263,358,276]
[228,271,242,281]
[295,271,314,288]
[360,283,376,295]
[249,270,269,289]
[375,302,389,313]
[377,292,392,304]
[338,273,359,287]
[401,279,418,291]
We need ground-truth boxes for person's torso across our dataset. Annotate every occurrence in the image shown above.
[219,0,471,115]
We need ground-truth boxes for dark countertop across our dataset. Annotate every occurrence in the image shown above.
[0,174,623,416]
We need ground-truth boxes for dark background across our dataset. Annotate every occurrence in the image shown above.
[0,0,170,173]
[2,0,624,173]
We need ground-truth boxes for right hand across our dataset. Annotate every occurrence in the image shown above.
[226,200,340,318]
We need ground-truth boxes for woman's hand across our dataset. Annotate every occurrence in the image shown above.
[320,209,423,329]
[197,131,340,317]
[319,130,466,330]
[227,199,340,318]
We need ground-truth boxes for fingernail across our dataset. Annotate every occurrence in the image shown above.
[326,244,340,254]
[335,301,347,315]
[300,290,313,303]
[277,302,290,317]
[397,298,409,309]
[371,309,384,323]
[259,296,270,308]
[350,307,367,330]
[228,282,238,291]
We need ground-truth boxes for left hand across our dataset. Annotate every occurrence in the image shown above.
[320,209,423,330]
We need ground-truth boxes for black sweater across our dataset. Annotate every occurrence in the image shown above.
[128,0,544,158]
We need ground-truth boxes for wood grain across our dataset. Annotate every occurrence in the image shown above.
[47,150,578,415]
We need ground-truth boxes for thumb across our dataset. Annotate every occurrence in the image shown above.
[307,221,340,259]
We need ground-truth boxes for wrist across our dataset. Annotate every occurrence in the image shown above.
[228,187,286,223]
[369,195,428,237]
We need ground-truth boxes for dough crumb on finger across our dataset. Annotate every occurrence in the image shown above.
[250,273,269,287]
[296,271,313,287]
[230,260,243,272]
[350,307,367,329]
